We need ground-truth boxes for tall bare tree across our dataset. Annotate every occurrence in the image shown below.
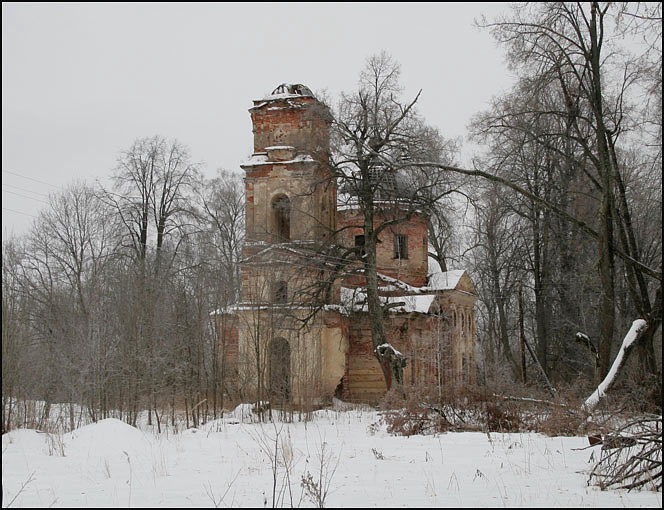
[476,2,662,381]
[329,52,460,389]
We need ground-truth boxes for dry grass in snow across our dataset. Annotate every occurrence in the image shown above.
[2,405,662,508]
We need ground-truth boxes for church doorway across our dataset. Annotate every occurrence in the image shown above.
[269,337,291,403]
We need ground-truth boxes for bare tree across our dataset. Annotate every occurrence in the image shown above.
[328,52,460,390]
[99,136,199,425]
[476,2,661,382]
[468,182,527,381]
[2,236,28,432]
[104,135,198,267]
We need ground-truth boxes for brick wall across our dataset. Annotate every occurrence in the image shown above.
[337,208,429,287]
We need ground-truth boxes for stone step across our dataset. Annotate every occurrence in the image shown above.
[347,391,384,403]
[348,386,386,395]
[348,359,381,370]
[349,388,384,395]
[347,368,383,376]
[348,381,385,387]
[348,372,385,384]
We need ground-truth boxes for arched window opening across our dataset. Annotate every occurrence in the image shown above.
[272,280,288,304]
[355,234,366,259]
[272,194,291,241]
[269,338,291,403]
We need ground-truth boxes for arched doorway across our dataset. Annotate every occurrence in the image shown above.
[269,337,291,403]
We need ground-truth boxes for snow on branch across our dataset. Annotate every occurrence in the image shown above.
[583,319,648,412]
[375,343,404,358]
[574,332,598,355]
[574,331,600,371]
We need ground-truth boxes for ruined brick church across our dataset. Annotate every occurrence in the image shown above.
[217,84,477,405]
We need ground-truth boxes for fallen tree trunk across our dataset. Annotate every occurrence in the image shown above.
[583,319,648,413]
[522,334,557,397]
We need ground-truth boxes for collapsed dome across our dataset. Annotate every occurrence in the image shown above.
[338,166,417,202]
[271,83,314,97]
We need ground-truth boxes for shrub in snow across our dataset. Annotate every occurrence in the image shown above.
[379,386,531,436]
[589,416,662,491]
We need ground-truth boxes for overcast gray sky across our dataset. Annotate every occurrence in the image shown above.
[2,2,514,235]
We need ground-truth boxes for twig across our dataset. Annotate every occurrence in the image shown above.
[5,471,36,508]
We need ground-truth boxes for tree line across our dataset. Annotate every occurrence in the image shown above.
[3,139,245,431]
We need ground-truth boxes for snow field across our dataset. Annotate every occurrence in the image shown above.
[2,407,661,507]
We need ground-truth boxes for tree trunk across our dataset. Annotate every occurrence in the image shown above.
[518,284,527,384]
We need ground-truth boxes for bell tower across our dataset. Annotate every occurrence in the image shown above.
[240,83,336,305]
[242,83,335,245]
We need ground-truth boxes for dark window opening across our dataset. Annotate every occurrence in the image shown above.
[394,234,408,259]
[354,234,366,258]
[272,195,291,241]
[272,281,288,304]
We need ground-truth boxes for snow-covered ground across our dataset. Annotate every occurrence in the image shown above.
[2,405,661,508]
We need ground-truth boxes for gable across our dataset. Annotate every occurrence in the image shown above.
[456,272,476,294]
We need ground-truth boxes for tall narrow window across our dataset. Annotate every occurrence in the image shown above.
[394,234,408,259]
[354,234,366,258]
[272,281,288,304]
[272,194,291,241]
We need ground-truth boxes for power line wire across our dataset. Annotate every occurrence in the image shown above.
[2,207,38,219]
[2,183,51,198]
[2,170,61,189]
[2,189,50,205]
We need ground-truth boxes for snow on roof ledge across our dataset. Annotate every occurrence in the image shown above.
[340,286,437,314]
[241,153,315,167]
